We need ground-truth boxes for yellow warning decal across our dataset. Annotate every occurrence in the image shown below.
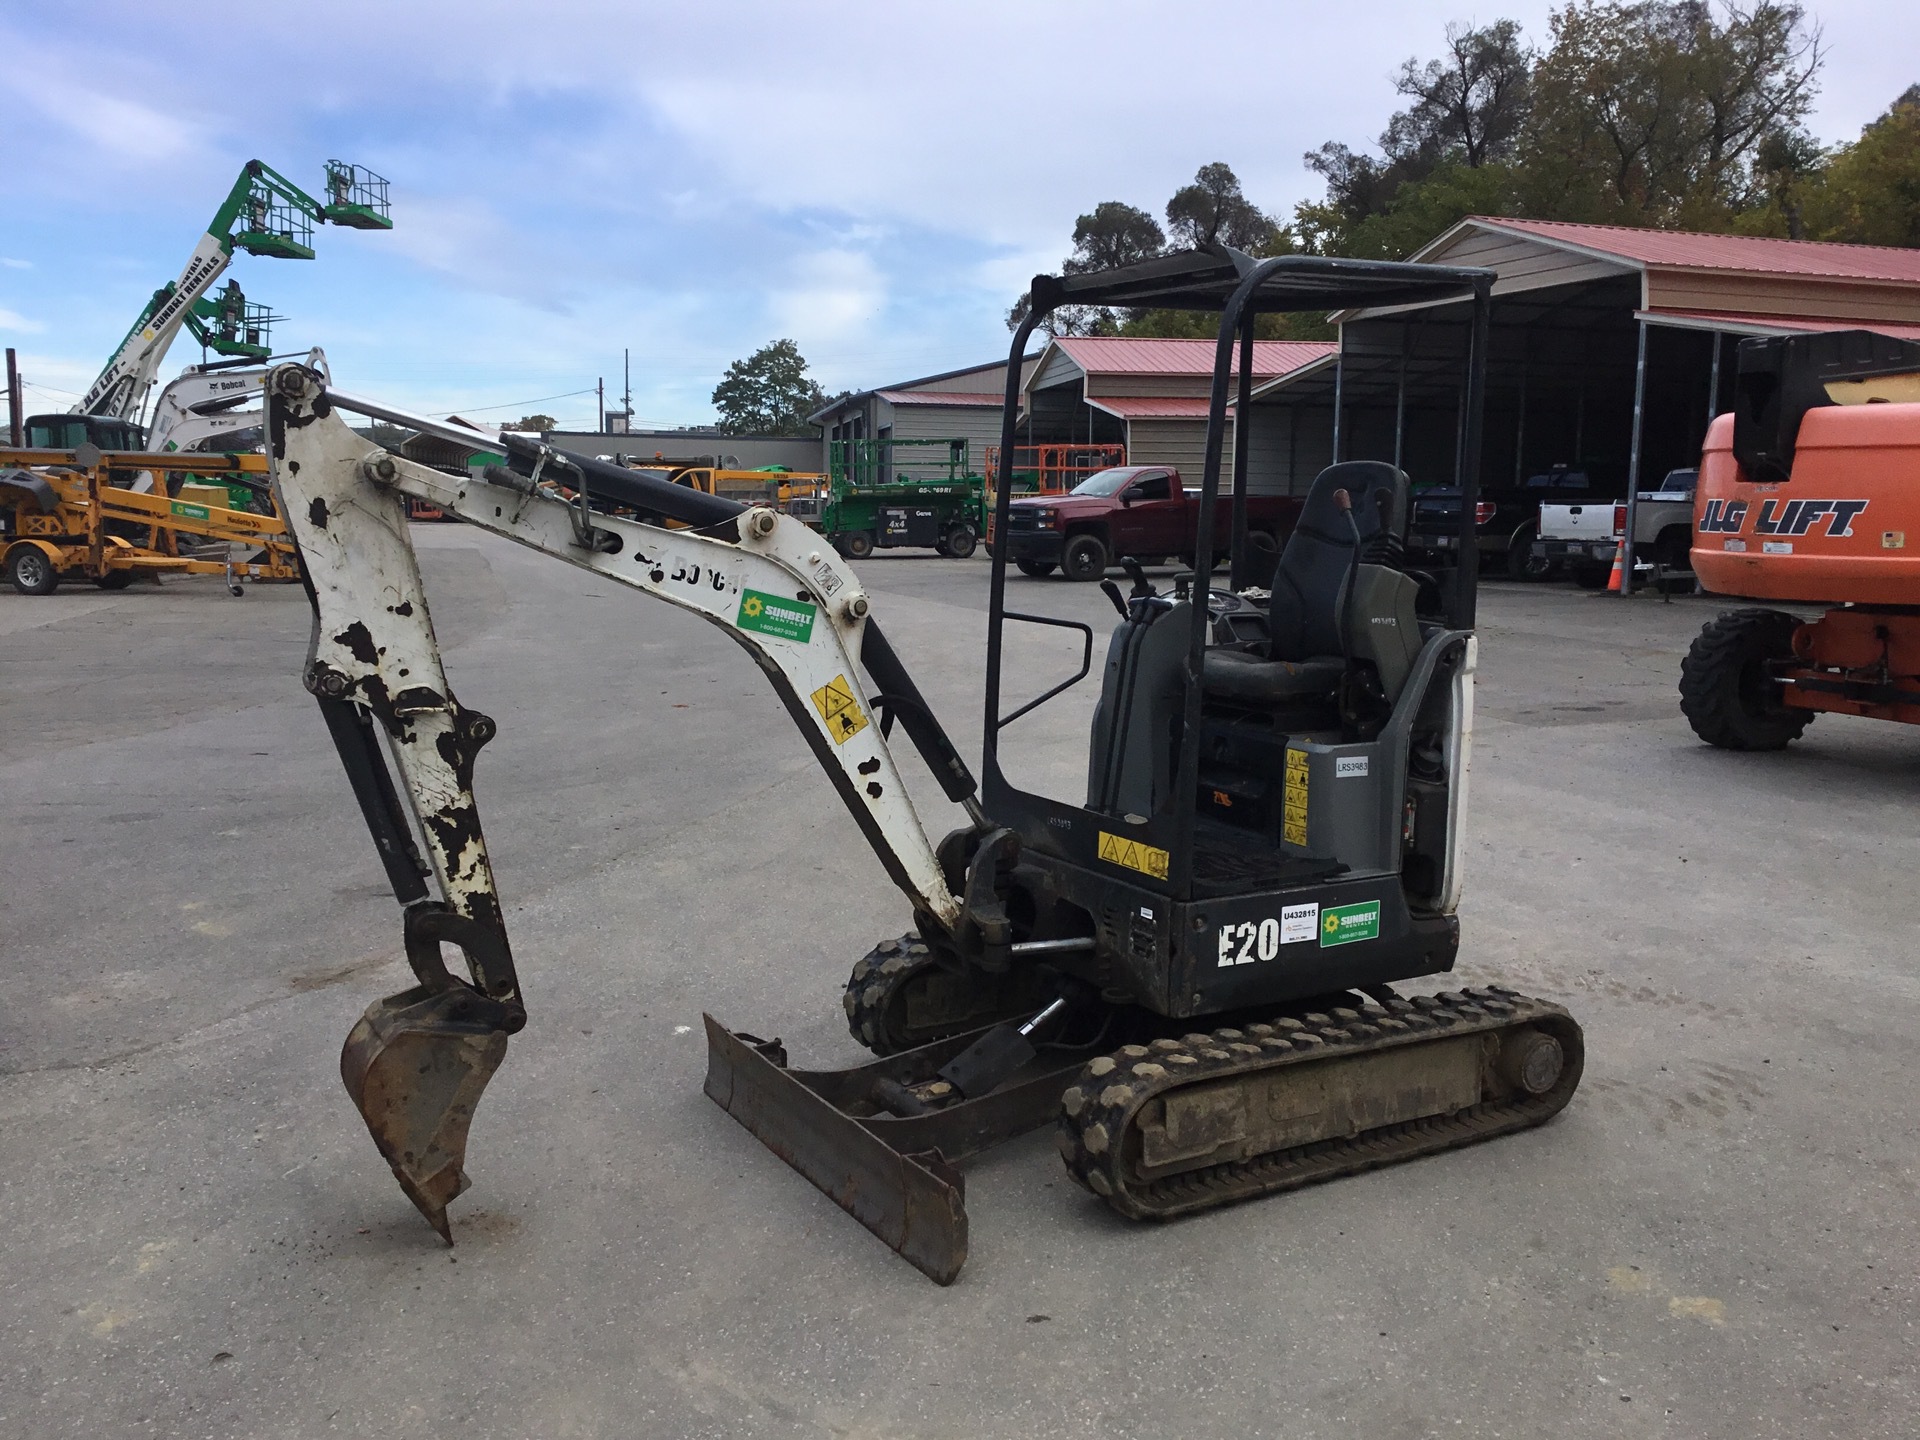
[1282,748,1309,847]
[809,674,869,745]
[1097,830,1170,880]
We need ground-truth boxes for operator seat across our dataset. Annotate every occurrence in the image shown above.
[1202,461,1413,705]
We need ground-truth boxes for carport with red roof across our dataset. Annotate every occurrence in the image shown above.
[1248,217,1920,589]
[1018,336,1335,490]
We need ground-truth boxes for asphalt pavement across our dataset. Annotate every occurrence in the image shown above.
[2,534,1914,1438]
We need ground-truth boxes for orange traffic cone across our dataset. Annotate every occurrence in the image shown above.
[1605,542,1625,592]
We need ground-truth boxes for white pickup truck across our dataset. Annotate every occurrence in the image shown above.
[1533,467,1698,589]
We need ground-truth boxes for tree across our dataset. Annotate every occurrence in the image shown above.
[1165,163,1279,251]
[1296,144,1416,251]
[1799,87,1920,246]
[1387,20,1534,169]
[710,339,827,435]
[1745,124,1826,238]
[1298,22,1532,253]
[1305,160,1525,262]
[1294,3,1836,257]
[1065,201,1165,272]
[1007,201,1165,335]
[1525,1,1824,226]
[506,413,555,432]
[1008,165,1290,334]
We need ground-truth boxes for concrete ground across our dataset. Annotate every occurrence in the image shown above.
[2,533,1914,1439]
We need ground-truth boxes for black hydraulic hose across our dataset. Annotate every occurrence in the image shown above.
[500,434,744,529]
[861,621,978,803]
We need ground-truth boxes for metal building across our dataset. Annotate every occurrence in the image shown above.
[542,429,823,472]
[1019,337,1335,488]
[809,355,1040,475]
[1250,218,1920,582]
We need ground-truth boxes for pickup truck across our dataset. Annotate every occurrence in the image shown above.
[1000,465,1299,581]
[1533,467,1697,588]
[1407,464,1620,580]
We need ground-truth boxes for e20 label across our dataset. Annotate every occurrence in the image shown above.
[1216,903,1320,967]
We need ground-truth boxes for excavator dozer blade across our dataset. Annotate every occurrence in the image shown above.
[702,1015,1091,1285]
[341,984,513,1241]
[703,1016,968,1284]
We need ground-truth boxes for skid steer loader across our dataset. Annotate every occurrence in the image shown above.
[267,247,1582,1284]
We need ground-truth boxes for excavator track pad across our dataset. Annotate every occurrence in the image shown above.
[707,987,1579,1283]
[341,983,515,1240]
[1057,986,1581,1219]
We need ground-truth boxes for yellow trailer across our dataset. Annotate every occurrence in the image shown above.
[0,445,296,595]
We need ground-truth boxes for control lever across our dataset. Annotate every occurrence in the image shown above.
[1333,488,1364,660]
[935,997,1069,1100]
[1098,579,1129,619]
[1121,557,1154,596]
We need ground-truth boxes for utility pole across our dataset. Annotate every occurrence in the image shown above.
[597,377,604,433]
[623,348,631,427]
[4,348,21,446]
[1620,320,1649,597]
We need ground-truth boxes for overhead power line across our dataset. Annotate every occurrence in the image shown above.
[454,388,599,415]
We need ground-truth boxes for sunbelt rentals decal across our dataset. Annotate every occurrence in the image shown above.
[735,588,816,642]
[1320,900,1381,947]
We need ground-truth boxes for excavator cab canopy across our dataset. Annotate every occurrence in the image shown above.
[980,247,1493,911]
[25,414,144,451]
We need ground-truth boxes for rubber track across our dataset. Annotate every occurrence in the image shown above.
[1056,986,1582,1220]
[843,934,934,1055]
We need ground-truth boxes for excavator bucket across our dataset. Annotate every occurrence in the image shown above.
[340,984,512,1241]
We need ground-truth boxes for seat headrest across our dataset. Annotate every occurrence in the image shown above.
[1295,461,1408,546]
[1265,461,1411,662]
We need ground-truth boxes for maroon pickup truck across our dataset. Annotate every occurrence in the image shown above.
[999,465,1300,580]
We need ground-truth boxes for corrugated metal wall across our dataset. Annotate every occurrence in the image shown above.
[889,405,1004,471]
[907,363,1007,395]
[1243,407,1336,495]
[1430,229,1628,296]
[1086,374,1213,399]
[1126,418,1217,484]
[548,431,824,471]
[1029,348,1082,391]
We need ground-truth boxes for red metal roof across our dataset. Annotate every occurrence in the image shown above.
[874,390,1003,406]
[1476,217,1920,285]
[1640,308,1920,341]
[1051,337,1336,378]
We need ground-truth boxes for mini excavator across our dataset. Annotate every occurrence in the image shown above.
[268,249,1582,1285]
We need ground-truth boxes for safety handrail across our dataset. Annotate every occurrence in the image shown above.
[994,611,1094,731]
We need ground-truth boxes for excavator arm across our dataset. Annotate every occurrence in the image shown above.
[266,363,972,1237]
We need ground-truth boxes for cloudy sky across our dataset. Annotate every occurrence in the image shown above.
[3,1,1913,430]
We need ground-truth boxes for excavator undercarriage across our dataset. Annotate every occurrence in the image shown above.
[268,247,1583,1284]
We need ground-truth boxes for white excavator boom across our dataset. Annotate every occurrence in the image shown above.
[265,360,969,1236]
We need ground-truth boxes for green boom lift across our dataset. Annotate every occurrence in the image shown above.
[70,160,392,426]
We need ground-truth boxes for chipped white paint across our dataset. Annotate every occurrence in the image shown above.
[271,369,961,927]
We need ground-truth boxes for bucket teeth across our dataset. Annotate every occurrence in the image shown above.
[340,983,514,1240]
